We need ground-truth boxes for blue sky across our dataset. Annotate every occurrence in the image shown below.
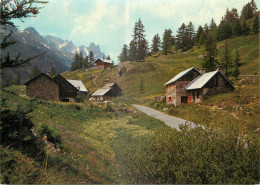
[13,0,259,63]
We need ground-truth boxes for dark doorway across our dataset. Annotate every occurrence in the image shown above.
[181,96,188,104]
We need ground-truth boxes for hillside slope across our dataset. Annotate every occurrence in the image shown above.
[62,34,259,98]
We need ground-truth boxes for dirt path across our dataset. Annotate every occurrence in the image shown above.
[133,105,201,131]
[92,74,97,85]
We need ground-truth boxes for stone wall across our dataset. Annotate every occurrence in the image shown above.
[26,75,60,101]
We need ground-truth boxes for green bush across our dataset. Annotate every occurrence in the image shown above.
[114,124,259,184]
[105,104,113,112]
[68,104,81,111]
[0,147,42,184]
[168,107,178,115]
[0,109,44,158]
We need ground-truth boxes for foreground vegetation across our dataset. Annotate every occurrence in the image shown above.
[1,85,259,184]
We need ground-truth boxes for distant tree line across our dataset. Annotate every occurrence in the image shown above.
[118,0,259,76]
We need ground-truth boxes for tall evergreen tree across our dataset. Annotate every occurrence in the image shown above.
[50,66,56,77]
[118,44,129,62]
[221,40,232,75]
[89,51,95,67]
[250,0,258,14]
[78,51,84,69]
[107,55,111,60]
[71,51,80,71]
[162,29,173,55]
[241,2,254,20]
[128,40,137,61]
[176,23,187,51]
[131,18,149,62]
[29,66,41,80]
[209,18,217,32]
[252,14,259,34]
[232,50,240,77]
[83,56,89,68]
[194,25,205,45]
[204,23,209,33]
[232,19,242,36]
[241,18,250,35]
[186,21,195,49]
[202,32,218,71]
[151,33,161,54]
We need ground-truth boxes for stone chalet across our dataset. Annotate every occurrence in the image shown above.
[164,66,235,106]
[91,83,122,101]
[95,58,113,69]
[25,73,88,102]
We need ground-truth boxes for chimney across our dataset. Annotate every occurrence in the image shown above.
[199,68,206,75]
[47,71,51,76]
[216,65,224,74]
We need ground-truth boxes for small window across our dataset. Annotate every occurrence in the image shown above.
[197,92,199,99]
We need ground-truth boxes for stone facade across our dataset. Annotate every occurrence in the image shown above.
[25,73,80,102]
[166,69,200,106]
[165,67,234,106]
[25,74,60,101]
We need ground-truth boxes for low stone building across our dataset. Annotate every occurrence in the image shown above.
[25,73,88,102]
[25,73,60,101]
[165,66,235,106]
[95,58,113,69]
[91,83,122,101]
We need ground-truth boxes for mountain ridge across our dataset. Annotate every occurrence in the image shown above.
[0,26,107,85]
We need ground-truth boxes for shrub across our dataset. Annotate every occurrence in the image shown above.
[114,124,259,184]
[0,109,44,158]
[105,104,113,112]
[0,147,42,184]
[68,104,81,111]
[168,107,178,115]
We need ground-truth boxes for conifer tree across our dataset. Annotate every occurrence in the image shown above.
[176,23,187,51]
[252,14,259,34]
[186,21,195,49]
[241,18,250,35]
[128,40,137,61]
[210,18,217,32]
[83,56,89,68]
[162,29,173,55]
[221,40,232,75]
[232,50,240,77]
[151,33,161,54]
[71,51,79,71]
[131,18,149,61]
[107,55,111,60]
[50,66,56,77]
[194,26,205,45]
[78,51,84,69]
[89,51,95,67]
[241,2,254,20]
[232,19,242,36]
[202,32,218,71]
[118,44,128,62]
